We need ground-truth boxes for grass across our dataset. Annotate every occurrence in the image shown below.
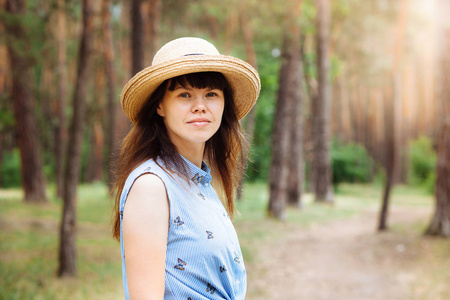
[0,182,447,299]
[0,184,123,300]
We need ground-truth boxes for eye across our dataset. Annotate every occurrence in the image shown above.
[206,92,218,97]
[179,92,190,98]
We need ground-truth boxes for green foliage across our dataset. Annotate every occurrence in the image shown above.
[409,136,436,193]
[331,141,374,186]
[245,42,280,181]
[1,148,21,188]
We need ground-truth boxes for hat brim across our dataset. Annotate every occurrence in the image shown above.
[121,55,261,124]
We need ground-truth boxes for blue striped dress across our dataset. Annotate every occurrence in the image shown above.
[119,156,247,299]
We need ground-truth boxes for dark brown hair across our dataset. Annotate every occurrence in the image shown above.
[112,72,247,240]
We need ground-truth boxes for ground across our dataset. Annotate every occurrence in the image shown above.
[244,206,450,300]
[2,185,450,299]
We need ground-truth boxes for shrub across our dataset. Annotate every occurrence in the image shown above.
[409,136,436,192]
[1,148,21,188]
[331,141,374,186]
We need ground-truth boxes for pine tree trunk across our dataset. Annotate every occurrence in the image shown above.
[268,37,291,220]
[131,0,145,76]
[144,0,161,62]
[5,0,47,203]
[378,83,395,231]
[313,0,333,203]
[58,0,93,277]
[287,0,304,208]
[55,0,68,199]
[101,0,118,189]
[378,0,409,231]
[268,0,303,218]
[425,0,450,238]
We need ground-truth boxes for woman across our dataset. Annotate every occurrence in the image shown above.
[112,37,260,300]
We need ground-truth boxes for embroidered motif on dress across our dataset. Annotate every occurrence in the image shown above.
[174,216,184,226]
[206,283,216,294]
[174,258,186,270]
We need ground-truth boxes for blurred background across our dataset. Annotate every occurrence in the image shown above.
[1,0,449,299]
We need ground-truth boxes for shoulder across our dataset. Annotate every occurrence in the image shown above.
[127,173,167,207]
[123,173,169,233]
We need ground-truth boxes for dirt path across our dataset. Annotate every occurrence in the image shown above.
[245,207,432,300]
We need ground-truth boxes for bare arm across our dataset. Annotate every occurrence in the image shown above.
[123,174,169,300]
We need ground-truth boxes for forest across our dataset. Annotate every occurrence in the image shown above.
[1,0,449,299]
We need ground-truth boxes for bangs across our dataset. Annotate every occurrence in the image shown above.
[168,72,229,91]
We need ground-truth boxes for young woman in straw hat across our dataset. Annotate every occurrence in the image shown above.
[112,37,260,299]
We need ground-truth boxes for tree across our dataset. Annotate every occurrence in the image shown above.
[268,0,303,219]
[313,0,333,203]
[378,0,409,231]
[58,0,94,277]
[101,0,118,188]
[142,0,162,63]
[425,0,450,238]
[287,16,304,207]
[131,0,145,75]
[55,0,68,198]
[4,0,47,203]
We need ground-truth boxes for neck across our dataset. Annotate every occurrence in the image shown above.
[175,142,205,168]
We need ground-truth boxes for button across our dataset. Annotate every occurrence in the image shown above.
[204,182,209,187]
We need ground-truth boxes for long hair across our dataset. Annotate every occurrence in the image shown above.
[112,72,247,240]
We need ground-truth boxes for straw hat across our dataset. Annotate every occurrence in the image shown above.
[121,37,261,124]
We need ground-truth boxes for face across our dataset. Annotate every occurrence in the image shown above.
[157,82,225,152]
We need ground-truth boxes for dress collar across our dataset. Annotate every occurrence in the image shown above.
[180,155,212,185]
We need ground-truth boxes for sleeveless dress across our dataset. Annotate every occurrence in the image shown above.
[119,156,247,300]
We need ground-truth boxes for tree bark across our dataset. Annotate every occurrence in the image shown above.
[378,0,408,231]
[101,0,118,189]
[268,0,303,218]
[425,0,450,238]
[5,0,47,203]
[143,0,161,62]
[378,83,395,231]
[286,0,304,208]
[55,0,68,199]
[313,0,333,203]
[131,0,145,75]
[58,0,93,277]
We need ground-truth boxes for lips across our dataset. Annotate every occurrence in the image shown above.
[187,118,211,127]
[187,118,210,124]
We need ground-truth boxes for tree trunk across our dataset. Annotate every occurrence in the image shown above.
[378,0,408,231]
[58,0,93,277]
[86,121,104,183]
[5,0,47,203]
[313,0,333,203]
[425,0,450,238]
[101,0,118,189]
[286,0,304,208]
[378,83,395,231]
[143,0,161,62]
[268,0,303,218]
[55,0,68,199]
[131,0,145,76]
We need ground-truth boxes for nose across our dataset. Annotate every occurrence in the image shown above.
[191,96,207,113]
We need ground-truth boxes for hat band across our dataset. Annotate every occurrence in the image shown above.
[184,53,205,56]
